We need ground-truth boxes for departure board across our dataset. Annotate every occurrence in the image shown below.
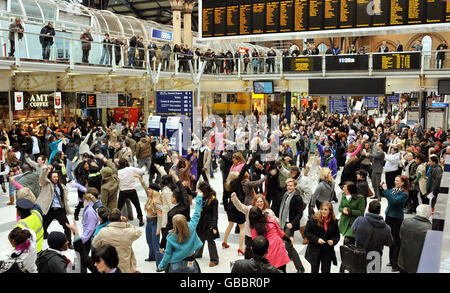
[390,0,407,25]
[201,0,450,38]
[227,0,239,35]
[289,56,322,71]
[407,0,425,24]
[426,0,444,23]
[240,0,252,35]
[214,5,227,36]
[202,0,215,37]
[373,52,421,69]
[372,0,389,26]
[266,1,280,33]
[280,0,294,32]
[324,0,339,29]
[340,0,355,28]
[309,0,324,30]
[252,0,266,34]
[356,0,370,27]
[294,0,308,31]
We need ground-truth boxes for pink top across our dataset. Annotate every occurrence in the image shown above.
[12,181,23,190]
[229,162,245,174]
[215,131,225,151]
[346,142,363,158]
[251,217,290,268]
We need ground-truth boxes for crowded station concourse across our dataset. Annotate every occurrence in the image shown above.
[1,0,450,276]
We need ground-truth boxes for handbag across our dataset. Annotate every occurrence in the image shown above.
[339,225,375,273]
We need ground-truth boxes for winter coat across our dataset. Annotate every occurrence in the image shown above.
[382,188,408,219]
[9,22,24,41]
[231,255,282,273]
[278,189,304,231]
[241,177,266,205]
[370,150,385,174]
[0,229,37,273]
[92,221,142,273]
[317,144,338,178]
[427,164,443,197]
[36,249,69,273]
[99,160,119,210]
[338,194,366,237]
[135,136,151,159]
[35,168,71,216]
[80,32,93,50]
[17,170,41,199]
[39,25,55,46]
[196,194,219,241]
[416,162,428,195]
[304,218,340,266]
[251,217,290,268]
[340,156,365,185]
[351,212,394,253]
[356,179,370,198]
[398,216,432,273]
[312,180,336,205]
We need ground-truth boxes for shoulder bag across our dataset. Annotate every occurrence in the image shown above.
[339,224,375,273]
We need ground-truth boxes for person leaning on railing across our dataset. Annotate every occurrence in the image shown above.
[8,17,24,58]
[39,22,55,60]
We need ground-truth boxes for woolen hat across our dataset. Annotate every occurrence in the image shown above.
[47,232,67,250]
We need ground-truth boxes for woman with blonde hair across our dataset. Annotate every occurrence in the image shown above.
[157,189,204,273]
[79,192,99,273]
[312,167,337,210]
[304,202,340,273]
[231,192,277,259]
[134,173,163,268]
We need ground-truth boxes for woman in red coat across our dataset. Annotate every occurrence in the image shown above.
[249,207,290,272]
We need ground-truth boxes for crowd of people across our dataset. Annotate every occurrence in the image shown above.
[0,106,446,273]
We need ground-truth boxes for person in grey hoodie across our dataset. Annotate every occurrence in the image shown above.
[351,200,394,273]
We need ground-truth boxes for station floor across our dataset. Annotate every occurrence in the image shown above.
[0,163,411,273]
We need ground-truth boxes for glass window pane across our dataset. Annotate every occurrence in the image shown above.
[23,1,43,21]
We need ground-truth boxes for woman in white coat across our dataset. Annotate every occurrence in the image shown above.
[384,146,401,190]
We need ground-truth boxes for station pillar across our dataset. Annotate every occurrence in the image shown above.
[183,1,196,48]
[169,0,184,46]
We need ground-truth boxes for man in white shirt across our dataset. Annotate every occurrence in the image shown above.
[116,158,146,226]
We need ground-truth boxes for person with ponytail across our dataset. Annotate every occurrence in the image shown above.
[0,227,37,273]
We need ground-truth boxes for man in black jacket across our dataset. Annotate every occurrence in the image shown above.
[36,231,70,273]
[231,236,281,273]
[40,22,55,60]
[278,179,305,273]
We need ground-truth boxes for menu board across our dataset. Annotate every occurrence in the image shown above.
[309,0,324,30]
[407,0,425,24]
[340,0,355,28]
[426,0,444,23]
[373,52,421,69]
[266,1,280,33]
[372,0,389,26]
[294,0,308,31]
[214,5,227,36]
[201,0,448,38]
[240,0,252,34]
[356,0,370,27]
[202,0,215,37]
[252,0,266,34]
[227,0,239,36]
[280,0,295,32]
[324,0,339,29]
[390,0,407,25]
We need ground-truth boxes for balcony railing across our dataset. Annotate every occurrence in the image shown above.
[2,28,450,78]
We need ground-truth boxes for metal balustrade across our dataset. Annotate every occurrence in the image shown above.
[2,28,450,78]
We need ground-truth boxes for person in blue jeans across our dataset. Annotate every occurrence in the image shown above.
[99,33,111,65]
[158,188,204,273]
[135,174,164,269]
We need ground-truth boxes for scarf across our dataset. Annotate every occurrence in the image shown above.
[392,187,403,194]
[322,216,331,231]
[426,165,432,191]
[279,191,295,228]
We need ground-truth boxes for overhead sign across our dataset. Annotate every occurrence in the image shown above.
[388,94,400,103]
[156,91,193,121]
[365,96,379,109]
[97,93,108,109]
[151,28,173,41]
[87,94,96,108]
[328,96,348,114]
[107,93,119,108]
[288,56,322,72]
[373,52,421,70]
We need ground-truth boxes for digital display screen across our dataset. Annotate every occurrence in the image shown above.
[340,0,356,28]
[227,0,239,36]
[240,0,252,35]
[266,1,280,33]
[253,81,274,94]
[372,52,421,69]
[438,80,450,95]
[201,0,447,38]
[287,56,323,71]
[309,78,386,95]
[324,0,339,29]
[426,0,444,23]
[309,0,324,30]
[214,5,227,36]
[326,54,369,70]
[252,0,266,34]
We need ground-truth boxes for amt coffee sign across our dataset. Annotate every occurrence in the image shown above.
[29,94,50,108]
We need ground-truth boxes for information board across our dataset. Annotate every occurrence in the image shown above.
[201,0,450,38]
[427,107,445,129]
[156,91,193,123]
[373,52,421,70]
[287,56,323,71]
[329,96,348,114]
[326,54,369,70]
[365,96,379,108]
